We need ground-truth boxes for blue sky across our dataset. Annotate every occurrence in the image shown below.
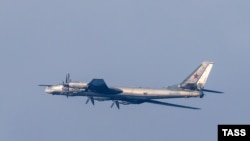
[1,1,250,141]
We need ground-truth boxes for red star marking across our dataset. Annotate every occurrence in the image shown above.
[194,73,199,79]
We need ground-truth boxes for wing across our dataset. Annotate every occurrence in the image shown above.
[83,93,200,110]
[88,79,109,92]
[85,80,199,109]
[87,79,122,94]
[108,95,200,110]
[143,99,200,110]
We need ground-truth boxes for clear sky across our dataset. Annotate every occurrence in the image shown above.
[1,0,250,141]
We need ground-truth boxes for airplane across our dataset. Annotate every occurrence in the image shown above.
[39,61,223,110]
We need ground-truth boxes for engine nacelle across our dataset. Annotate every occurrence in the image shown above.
[68,82,88,89]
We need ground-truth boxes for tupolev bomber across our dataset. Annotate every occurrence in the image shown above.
[39,62,223,109]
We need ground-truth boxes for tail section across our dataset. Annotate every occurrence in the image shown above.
[180,62,214,90]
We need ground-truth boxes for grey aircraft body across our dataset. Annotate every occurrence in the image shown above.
[39,62,223,109]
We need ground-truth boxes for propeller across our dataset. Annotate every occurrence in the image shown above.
[62,73,71,98]
[62,83,70,98]
[199,88,223,98]
[65,73,71,83]
[86,97,95,105]
[111,101,120,109]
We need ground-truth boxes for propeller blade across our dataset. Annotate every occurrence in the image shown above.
[86,98,89,104]
[66,74,68,83]
[115,101,120,109]
[90,97,95,105]
[111,102,115,108]
[66,91,69,98]
[65,73,71,83]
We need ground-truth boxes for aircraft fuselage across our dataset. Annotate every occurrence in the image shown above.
[45,85,200,99]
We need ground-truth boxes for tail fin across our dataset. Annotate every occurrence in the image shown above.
[180,62,214,90]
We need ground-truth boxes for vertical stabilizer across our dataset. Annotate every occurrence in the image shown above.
[180,62,214,90]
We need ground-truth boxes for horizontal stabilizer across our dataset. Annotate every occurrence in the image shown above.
[201,88,223,93]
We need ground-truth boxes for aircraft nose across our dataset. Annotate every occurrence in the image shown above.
[45,87,52,94]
